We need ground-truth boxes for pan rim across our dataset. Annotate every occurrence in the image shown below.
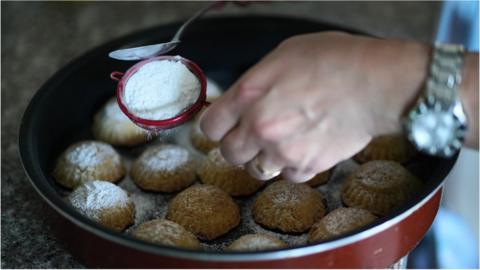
[18,15,451,262]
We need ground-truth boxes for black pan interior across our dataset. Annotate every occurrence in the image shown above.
[19,16,456,258]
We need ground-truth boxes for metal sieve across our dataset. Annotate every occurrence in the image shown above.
[110,55,208,132]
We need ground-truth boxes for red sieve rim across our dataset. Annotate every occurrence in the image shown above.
[110,55,208,131]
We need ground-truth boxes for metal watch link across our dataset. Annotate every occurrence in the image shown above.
[404,43,467,157]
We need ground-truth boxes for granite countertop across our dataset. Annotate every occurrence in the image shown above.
[1,2,439,268]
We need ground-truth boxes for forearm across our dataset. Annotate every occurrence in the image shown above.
[459,53,479,149]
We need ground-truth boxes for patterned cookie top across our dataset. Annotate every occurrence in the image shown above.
[166,184,240,240]
[349,160,420,189]
[67,181,131,219]
[308,207,377,242]
[354,134,416,163]
[252,180,325,233]
[138,144,192,172]
[266,180,318,205]
[64,141,121,169]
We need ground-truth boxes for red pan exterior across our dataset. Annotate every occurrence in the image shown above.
[53,188,442,268]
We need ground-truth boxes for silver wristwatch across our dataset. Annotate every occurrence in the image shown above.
[404,44,467,157]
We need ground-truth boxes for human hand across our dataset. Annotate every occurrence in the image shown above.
[200,32,429,182]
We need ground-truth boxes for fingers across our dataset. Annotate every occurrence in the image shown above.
[245,151,284,180]
[220,126,260,165]
[264,118,365,183]
[281,168,317,183]
[219,104,305,165]
[199,83,264,141]
[200,51,284,142]
[238,121,323,183]
[220,88,317,165]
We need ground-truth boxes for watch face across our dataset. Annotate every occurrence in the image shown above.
[408,106,465,157]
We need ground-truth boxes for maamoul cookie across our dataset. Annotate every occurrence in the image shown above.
[206,78,223,102]
[189,114,220,154]
[131,219,201,249]
[308,207,377,243]
[166,184,240,240]
[306,170,331,187]
[227,234,287,251]
[198,148,265,196]
[130,144,196,193]
[354,134,416,164]
[92,97,150,146]
[342,160,423,216]
[53,140,125,189]
[252,180,326,233]
[67,180,135,231]
[187,79,223,153]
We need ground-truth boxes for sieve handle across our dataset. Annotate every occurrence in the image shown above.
[110,71,124,81]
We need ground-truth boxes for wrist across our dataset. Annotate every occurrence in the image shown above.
[362,38,431,136]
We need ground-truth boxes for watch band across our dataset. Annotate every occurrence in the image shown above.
[426,44,465,109]
[405,43,467,157]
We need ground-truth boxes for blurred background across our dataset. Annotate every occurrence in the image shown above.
[2,1,478,268]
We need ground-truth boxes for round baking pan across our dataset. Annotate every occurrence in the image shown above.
[19,16,455,268]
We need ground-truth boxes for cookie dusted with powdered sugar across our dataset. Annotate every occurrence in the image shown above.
[92,97,150,147]
[67,181,135,231]
[130,144,197,193]
[53,141,125,189]
[205,78,223,102]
